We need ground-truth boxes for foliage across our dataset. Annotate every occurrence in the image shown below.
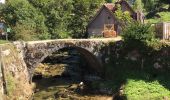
[1,0,50,40]
[6,73,16,96]
[133,0,144,11]
[28,0,105,39]
[28,0,73,39]
[0,40,9,44]
[121,22,156,49]
[68,0,105,38]
[115,5,133,28]
[146,12,170,23]
[142,0,159,12]
[1,0,105,40]
[13,23,36,41]
[158,0,170,10]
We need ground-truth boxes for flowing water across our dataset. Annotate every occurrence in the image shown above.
[32,49,113,100]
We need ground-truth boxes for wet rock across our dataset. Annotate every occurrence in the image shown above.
[61,94,68,98]
[126,50,140,61]
[68,84,78,91]
[154,62,162,69]
[99,88,113,95]
[34,89,40,93]
[54,92,59,98]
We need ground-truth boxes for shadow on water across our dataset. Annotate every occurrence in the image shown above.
[32,48,115,100]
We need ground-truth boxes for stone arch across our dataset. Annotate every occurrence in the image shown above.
[25,44,104,82]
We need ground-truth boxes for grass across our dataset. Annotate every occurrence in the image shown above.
[6,73,16,97]
[125,79,170,100]
[104,57,170,99]
[0,40,9,44]
[146,12,170,23]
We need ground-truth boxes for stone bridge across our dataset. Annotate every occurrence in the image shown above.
[19,38,121,81]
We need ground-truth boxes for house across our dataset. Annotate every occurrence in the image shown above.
[87,0,144,38]
[0,0,5,4]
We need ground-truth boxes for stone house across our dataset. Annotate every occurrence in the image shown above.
[87,0,144,38]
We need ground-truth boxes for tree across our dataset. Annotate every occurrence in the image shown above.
[1,0,50,40]
[142,0,164,12]
[28,0,73,39]
[158,0,170,10]
[133,0,144,12]
[69,0,105,38]
[115,5,133,28]
[121,22,157,51]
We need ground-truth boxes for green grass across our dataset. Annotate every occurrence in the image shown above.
[6,73,16,96]
[0,40,9,44]
[104,57,170,99]
[146,12,170,23]
[124,79,170,100]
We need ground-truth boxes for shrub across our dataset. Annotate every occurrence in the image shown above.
[122,22,155,45]
[121,22,161,53]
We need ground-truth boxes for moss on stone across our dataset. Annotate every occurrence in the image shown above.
[6,73,16,97]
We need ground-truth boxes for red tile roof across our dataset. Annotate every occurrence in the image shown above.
[104,3,114,11]
[104,3,117,12]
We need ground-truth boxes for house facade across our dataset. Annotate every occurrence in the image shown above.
[87,4,118,38]
[87,0,144,38]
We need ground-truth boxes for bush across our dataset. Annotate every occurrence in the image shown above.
[121,22,161,53]
[122,22,155,45]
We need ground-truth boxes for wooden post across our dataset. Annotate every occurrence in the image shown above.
[163,22,166,40]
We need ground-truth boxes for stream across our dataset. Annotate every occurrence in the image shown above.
[32,48,113,100]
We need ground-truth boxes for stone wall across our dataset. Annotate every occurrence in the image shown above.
[0,42,33,100]
[107,41,170,71]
